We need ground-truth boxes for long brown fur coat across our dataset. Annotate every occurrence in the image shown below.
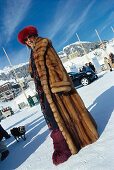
[29,37,99,154]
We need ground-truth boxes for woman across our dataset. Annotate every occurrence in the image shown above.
[18,26,99,165]
[85,63,93,72]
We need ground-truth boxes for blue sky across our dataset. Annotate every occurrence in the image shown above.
[0,0,114,69]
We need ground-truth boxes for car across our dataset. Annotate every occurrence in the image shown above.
[68,71,98,87]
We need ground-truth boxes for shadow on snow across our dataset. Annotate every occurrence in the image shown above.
[6,110,39,131]
[88,86,114,136]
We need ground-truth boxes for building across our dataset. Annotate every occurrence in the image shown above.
[0,82,21,102]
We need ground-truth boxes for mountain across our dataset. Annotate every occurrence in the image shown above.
[58,41,101,58]
[0,63,29,82]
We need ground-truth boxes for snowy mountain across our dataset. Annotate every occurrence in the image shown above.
[0,63,29,85]
[58,41,101,57]
[0,38,114,85]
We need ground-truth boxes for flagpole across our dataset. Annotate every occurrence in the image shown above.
[111,26,114,33]
[95,29,109,57]
[76,33,90,62]
[2,47,30,107]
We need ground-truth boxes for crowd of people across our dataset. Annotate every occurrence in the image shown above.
[79,62,96,73]
[79,53,114,74]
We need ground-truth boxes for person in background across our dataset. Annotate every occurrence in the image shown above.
[109,53,114,69]
[104,57,112,71]
[78,67,82,72]
[81,65,86,72]
[0,125,10,161]
[27,95,35,107]
[85,63,93,72]
[89,62,96,72]
[18,26,99,165]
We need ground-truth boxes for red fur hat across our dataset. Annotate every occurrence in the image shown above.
[17,26,38,44]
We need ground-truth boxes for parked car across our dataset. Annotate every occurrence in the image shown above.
[68,71,98,87]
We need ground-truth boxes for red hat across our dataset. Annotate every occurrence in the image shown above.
[17,26,38,44]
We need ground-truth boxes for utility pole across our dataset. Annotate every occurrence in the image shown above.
[76,33,90,62]
[95,29,109,58]
[111,26,114,33]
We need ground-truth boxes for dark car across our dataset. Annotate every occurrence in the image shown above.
[68,71,98,87]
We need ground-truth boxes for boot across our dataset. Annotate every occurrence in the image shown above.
[1,150,9,161]
[50,129,71,165]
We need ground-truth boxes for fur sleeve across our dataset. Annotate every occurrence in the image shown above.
[46,41,72,93]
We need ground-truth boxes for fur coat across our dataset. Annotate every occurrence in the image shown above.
[29,37,99,154]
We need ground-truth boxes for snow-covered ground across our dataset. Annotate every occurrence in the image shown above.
[0,70,114,170]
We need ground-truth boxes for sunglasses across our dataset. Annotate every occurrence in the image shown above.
[24,35,34,42]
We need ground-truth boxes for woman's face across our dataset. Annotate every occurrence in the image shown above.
[25,35,35,47]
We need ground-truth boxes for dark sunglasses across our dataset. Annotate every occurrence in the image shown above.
[24,35,34,42]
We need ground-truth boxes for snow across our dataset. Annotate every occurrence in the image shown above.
[0,70,114,170]
[63,41,90,50]
[0,61,30,86]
